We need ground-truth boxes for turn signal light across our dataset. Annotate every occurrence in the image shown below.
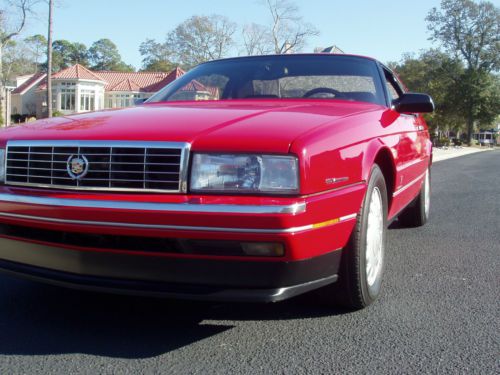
[241,242,285,257]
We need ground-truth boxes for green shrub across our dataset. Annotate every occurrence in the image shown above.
[438,137,450,147]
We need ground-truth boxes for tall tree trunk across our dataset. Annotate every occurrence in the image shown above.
[46,0,53,118]
[466,111,474,146]
[0,46,4,127]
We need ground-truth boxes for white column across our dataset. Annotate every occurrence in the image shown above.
[75,83,81,113]
[55,85,61,112]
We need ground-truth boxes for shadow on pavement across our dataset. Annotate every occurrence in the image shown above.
[0,275,346,359]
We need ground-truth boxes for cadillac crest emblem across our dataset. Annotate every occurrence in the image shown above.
[67,155,89,180]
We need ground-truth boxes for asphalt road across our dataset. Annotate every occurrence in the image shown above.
[0,150,498,374]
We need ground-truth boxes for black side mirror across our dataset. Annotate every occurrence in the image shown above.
[392,93,434,113]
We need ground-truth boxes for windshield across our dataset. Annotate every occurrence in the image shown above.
[147,55,386,105]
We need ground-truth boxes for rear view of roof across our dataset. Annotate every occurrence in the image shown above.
[12,72,47,94]
[97,67,186,93]
[52,64,104,81]
[35,64,186,93]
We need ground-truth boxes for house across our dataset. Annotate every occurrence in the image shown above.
[10,73,47,118]
[10,64,186,119]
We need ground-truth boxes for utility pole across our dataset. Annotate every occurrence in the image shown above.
[46,0,53,118]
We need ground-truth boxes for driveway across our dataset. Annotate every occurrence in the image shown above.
[0,150,498,374]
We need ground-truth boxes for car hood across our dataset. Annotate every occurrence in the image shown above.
[0,100,381,153]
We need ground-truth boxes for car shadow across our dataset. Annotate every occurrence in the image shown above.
[388,218,412,230]
[0,275,347,359]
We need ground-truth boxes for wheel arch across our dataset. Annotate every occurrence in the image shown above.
[362,141,396,212]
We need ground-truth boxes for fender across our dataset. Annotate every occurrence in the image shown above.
[361,138,397,210]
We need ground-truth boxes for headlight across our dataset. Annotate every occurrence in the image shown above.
[0,149,5,183]
[190,154,299,194]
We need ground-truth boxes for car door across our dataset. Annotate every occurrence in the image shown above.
[383,69,429,208]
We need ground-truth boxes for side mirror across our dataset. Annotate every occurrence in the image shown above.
[392,93,434,113]
[134,98,147,105]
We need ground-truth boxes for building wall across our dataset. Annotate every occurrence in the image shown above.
[17,79,159,118]
[104,92,151,109]
[36,79,107,117]
[11,93,22,116]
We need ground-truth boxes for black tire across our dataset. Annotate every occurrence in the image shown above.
[398,168,431,228]
[317,164,388,310]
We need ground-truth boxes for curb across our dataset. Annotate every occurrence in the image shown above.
[433,147,494,163]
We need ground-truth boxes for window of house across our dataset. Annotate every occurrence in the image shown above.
[60,88,75,111]
[107,93,145,109]
[80,89,95,111]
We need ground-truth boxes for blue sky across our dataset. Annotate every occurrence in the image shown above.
[16,0,444,69]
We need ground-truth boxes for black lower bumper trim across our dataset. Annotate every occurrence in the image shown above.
[0,236,342,302]
[0,259,338,302]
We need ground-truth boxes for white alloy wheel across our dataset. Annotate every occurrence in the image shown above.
[316,164,387,310]
[365,186,384,290]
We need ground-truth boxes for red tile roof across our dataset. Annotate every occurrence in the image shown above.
[127,67,186,93]
[36,65,186,93]
[52,64,104,81]
[11,72,47,94]
[107,78,142,92]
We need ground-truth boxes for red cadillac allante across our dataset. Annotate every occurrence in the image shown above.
[0,54,434,309]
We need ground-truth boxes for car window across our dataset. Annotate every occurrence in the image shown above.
[237,75,379,103]
[148,55,387,106]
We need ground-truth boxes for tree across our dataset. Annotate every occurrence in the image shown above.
[389,50,467,136]
[24,34,46,68]
[0,0,39,125]
[1,39,37,81]
[88,38,133,71]
[241,0,318,55]
[139,38,175,72]
[109,60,135,72]
[46,0,53,118]
[166,15,237,67]
[426,0,500,143]
[51,39,88,71]
[0,0,39,74]
[241,23,274,56]
[68,42,87,66]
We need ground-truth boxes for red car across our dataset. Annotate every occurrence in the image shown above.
[0,54,434,309]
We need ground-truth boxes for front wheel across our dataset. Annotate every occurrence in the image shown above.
[317,164,388,309]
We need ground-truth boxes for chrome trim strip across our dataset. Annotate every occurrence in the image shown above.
[0,210,356,234]
[0,193,306,215]
[393,172,426,197]
[396,157,426,172]
[300,181,366,198]
[5,140,190,194]
[7,140,190,148]
[0,212,307,234]
[339,213,357,221]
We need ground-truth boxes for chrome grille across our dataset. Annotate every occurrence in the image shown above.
[5,141,190,193]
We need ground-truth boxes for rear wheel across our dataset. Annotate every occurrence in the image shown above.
[398,168,430,227]
[317,164,388,309]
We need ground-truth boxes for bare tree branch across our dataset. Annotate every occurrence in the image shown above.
[241,0,318,56]
[1,0,40,47]
[165,15,237,67]
[242,23,274,55]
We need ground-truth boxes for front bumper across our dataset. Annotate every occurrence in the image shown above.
[0,236,341,302]
[0,183,365,301]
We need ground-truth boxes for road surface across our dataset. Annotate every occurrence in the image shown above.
[0,150,498,374]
